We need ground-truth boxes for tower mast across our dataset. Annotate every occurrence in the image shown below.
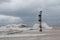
[38,11,42,32]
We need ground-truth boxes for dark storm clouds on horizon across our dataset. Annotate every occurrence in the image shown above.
[0,0,60,26]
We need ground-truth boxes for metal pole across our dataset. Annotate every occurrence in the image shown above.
[38,11,42,32]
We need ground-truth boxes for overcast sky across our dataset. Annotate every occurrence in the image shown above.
[0,0,60,26]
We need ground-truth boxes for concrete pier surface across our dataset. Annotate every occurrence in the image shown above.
[0,27,60,40]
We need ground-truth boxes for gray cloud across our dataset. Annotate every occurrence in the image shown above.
[43,0,60,25]
[0,15,23,26]
[0,0,60,26]
[0,0,10,3]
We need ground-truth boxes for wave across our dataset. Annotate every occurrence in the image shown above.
[0,23,53,35]
[32,22,53,29]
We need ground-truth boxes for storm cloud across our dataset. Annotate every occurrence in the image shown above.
[0,0,10,3]
[0,0,60,26]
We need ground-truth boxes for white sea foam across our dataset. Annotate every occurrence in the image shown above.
[0,24,29,31]
[0,23,53,35]
[32,22,53,30]
[0,23,53,31]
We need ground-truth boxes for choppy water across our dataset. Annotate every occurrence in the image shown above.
[0,27,52,37]
[0,27,60,40]
[0,23,53,35]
